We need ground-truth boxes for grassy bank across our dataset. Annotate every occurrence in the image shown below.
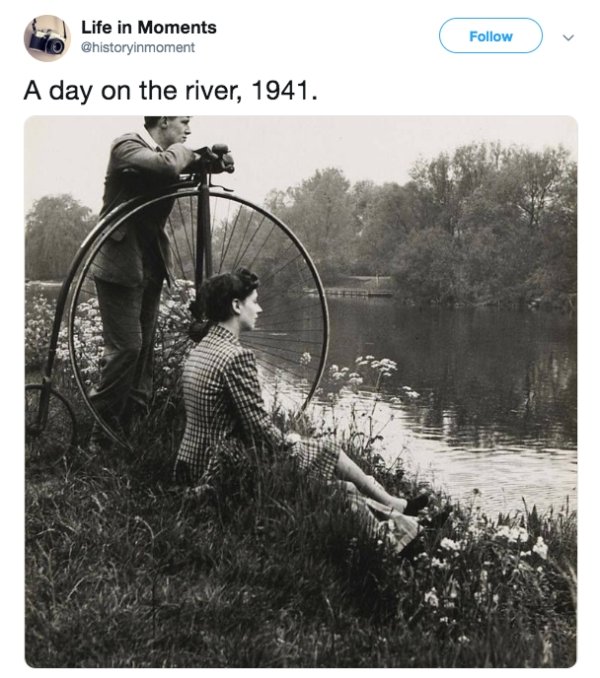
[25,414,576,668]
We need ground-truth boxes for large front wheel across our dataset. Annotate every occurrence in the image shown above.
[68,188,329,450]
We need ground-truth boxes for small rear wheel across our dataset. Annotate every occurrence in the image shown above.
[25,384,77,458]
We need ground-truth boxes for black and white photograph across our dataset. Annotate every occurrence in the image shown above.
[24,115,577,668]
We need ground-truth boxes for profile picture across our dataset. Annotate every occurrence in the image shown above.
[24,15,70,61]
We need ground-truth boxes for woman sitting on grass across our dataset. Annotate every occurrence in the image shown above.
[174,268,426,547]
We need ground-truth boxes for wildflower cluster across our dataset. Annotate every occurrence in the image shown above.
[25,294,56,370]
[299,351,312,367]
[326,364,364,394]
[322,355,420,402]
[355,355,397,379]
[400,498,574,654]
[26,281,196,412]
[152,279,196,398]
[57,298,104,385]
[494,524,529,544]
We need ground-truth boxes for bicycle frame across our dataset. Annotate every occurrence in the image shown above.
[28,169,330,449]
[196,168,212,284]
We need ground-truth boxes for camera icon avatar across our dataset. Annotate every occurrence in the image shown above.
[25,16,70,60]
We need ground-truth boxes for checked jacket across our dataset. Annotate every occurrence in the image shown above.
[175,324,339,485]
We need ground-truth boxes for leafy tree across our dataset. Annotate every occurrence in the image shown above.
[26,195,97,280]
[265,168,357,281]
[408,144,495,236]
[527,161,577,306]
[353,182,417,274]
[393,227,464,305]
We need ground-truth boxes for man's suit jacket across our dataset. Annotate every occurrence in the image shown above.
[92,132,196,287]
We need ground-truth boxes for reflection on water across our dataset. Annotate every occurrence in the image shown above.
[323,298,577,515]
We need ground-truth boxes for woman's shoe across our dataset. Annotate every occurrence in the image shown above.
[404,494,429,516]
[421,507,452,530]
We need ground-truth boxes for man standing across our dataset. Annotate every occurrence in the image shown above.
[89,117,199,449]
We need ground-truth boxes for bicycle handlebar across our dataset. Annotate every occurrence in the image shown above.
[192,144,235,174]
[109,144,235,201]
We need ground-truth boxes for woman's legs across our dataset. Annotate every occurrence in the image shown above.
[334,450,408,513]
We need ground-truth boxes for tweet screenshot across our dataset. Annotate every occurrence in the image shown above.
[10,0,595,671]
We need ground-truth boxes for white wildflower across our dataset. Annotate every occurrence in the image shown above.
[431,557,448,569]
[424,588,439,608]
[532,536,548,560]
[495,524,529,543]
[440,537,463,552]
[299,352,312,366]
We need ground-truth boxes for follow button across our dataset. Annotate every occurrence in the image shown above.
[439,18,543,53]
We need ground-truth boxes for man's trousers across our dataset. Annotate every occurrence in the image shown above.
[89,277,163,433]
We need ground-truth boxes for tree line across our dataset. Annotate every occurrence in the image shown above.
[266,142,576,309]
[25,195,97,281]
[26,142,576,309]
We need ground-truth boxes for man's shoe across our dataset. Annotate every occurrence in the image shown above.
[88,425,113,455]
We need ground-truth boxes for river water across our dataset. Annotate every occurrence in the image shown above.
[320,297,577,516]
[27,283,577,516]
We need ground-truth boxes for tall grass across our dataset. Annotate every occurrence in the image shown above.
[25,417,576,667]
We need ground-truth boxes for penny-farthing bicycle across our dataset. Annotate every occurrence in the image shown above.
[25,146,330,454]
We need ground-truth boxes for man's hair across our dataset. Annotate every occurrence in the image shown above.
[144,116,182,129]
[144,116,167,129]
